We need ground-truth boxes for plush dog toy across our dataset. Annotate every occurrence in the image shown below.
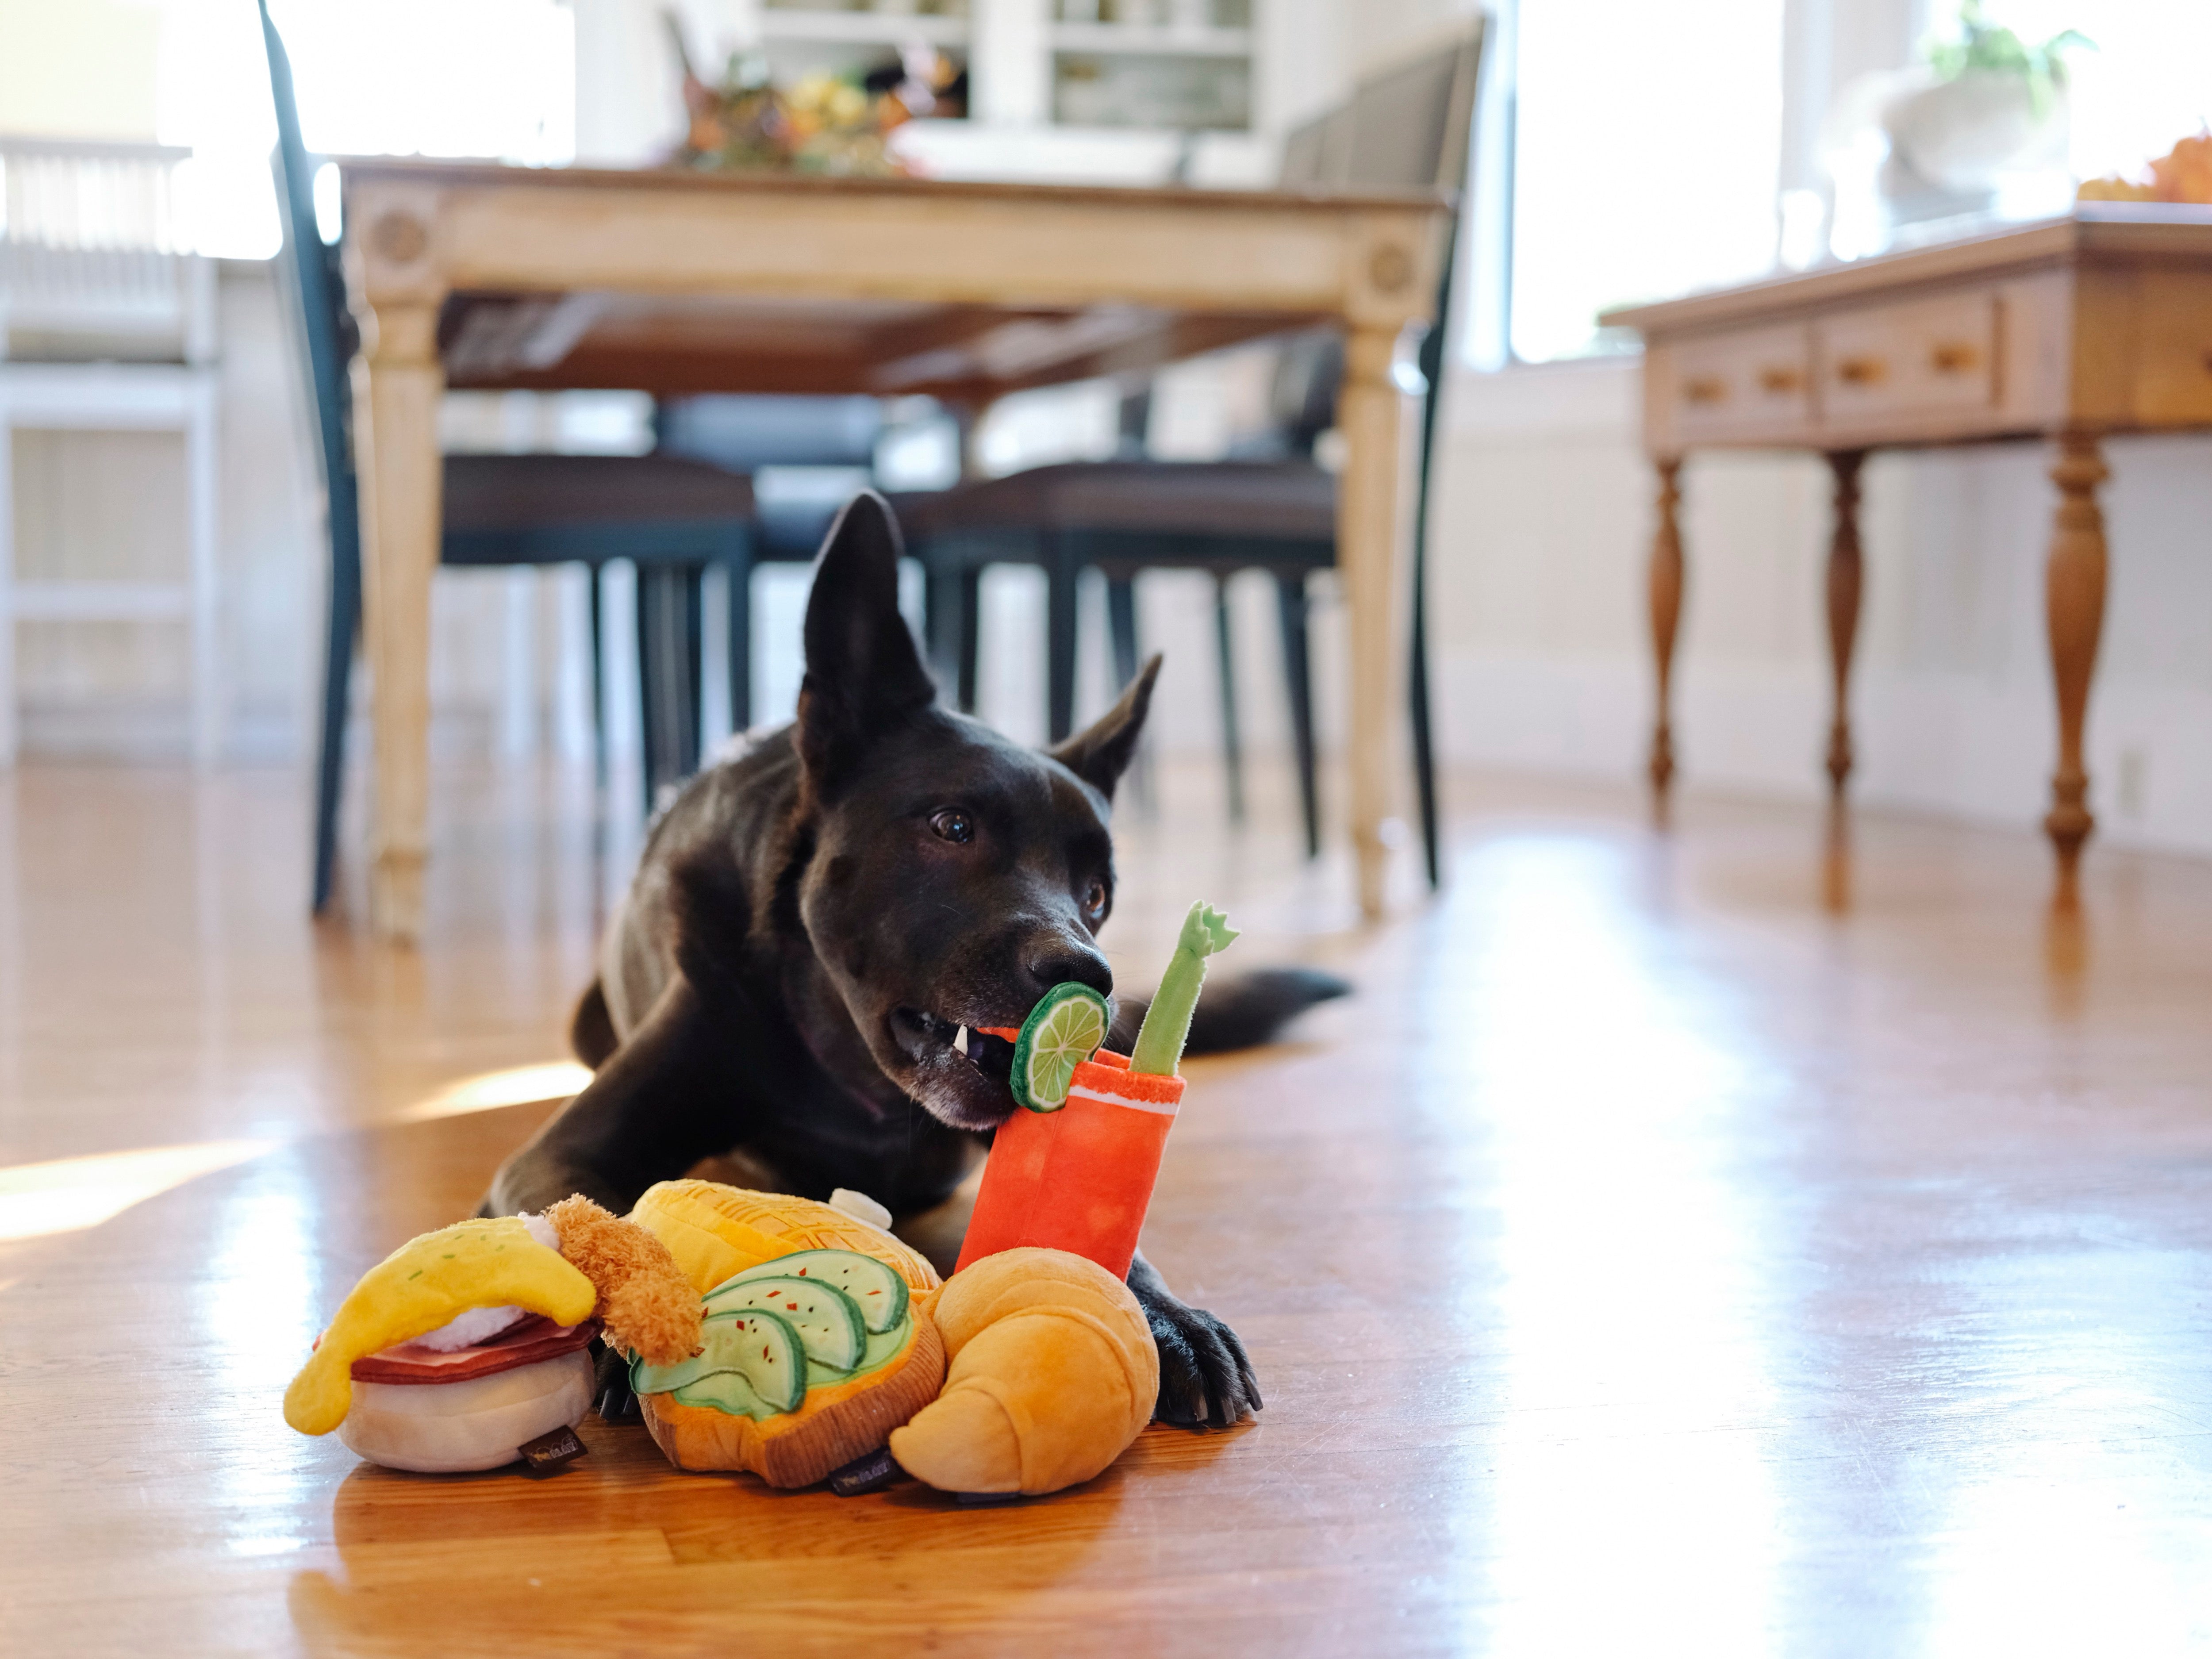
[889,1246,1158,1496]
[284,1197,698,1473]
[621,1180,949,1490]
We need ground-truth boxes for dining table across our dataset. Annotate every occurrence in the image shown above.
[335,158,1452,941]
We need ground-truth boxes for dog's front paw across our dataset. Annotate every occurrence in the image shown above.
[592,1343,642,1425]
[1145,1298,1262,1430]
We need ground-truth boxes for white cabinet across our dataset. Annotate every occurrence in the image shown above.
[726,0,1287,184]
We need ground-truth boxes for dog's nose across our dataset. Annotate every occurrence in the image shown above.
[1023,937,1113,1001]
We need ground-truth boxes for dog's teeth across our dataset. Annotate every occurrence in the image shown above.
[953,1025,969,1056]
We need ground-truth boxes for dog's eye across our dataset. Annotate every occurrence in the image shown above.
[929,808,974,845]
[1083,880,1109,921]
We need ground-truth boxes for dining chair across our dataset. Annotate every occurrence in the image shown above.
[0,138,221,768]
[260,1,757,913]
[651,392,888,730]
[899,23,1482,881]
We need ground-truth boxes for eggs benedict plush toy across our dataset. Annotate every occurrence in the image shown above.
[284,1195,699,1474]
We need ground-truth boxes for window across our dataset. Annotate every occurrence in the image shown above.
[1932,0,2212,183]
[1493,0,1787,365]
[156,0,576,261]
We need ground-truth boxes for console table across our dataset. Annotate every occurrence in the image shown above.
[1603,205,2212,894]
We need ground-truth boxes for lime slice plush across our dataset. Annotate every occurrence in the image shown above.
[1010,982,1111,1113]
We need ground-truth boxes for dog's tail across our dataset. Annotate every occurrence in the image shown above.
[1106,967,1348,1058]
[571,979,620,1069]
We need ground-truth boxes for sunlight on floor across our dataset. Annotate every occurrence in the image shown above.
[394,1061,591,1122]
[0,1140,279,1243]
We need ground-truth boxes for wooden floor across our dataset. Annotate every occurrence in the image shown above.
[4,758,2212,1656]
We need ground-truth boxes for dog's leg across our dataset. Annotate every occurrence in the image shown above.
[1126,1250,1262,1430]
[569,978,619,1069]
[482,975,741,1217]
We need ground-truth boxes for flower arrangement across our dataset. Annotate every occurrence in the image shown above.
[664,15,964,179]
[2079,131,2212,205]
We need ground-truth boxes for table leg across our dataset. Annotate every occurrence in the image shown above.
[1824,450,1866,798]
[355,302,445,942]
[2043,430,2108,899]
[1338,323,1407,919]
[1647,457,1685,818]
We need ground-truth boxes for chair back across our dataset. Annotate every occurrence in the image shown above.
[1258,22,1485,454]
[655,395,885,470]
[258,0,359,538]
[0,137,211,361]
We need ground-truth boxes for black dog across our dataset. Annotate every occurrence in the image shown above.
[484,492,1340,1429]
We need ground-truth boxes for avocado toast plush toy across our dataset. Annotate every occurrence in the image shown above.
[622,1181,948,1489]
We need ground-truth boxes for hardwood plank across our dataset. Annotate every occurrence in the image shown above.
[6,760,2212,1654]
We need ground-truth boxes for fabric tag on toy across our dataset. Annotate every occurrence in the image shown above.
[517,1425,587,1475]
[828,1446,903,1497]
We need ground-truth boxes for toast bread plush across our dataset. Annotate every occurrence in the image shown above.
[625,1181,947,1489]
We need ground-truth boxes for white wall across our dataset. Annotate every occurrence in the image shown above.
[1429,357,2212,858]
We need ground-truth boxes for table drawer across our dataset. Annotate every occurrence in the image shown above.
[1666,324,1813,441]
[1816,291,1998,429]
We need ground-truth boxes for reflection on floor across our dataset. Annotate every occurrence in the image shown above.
[2,758,2210,1655]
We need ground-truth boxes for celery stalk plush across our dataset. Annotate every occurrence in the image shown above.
[1128,902,1238,1076]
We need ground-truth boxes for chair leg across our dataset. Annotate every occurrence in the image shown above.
[1214,574,1244,824]
[310,486,362,914]
[924,560,963,702]
[1276,572,1319,858]
[636,563,703,817]
[1047,547,1079,745]
[725,541,752,734]
[1106,576,1139,689]
[185,373,222,768]
[956,567,981,714]
[1105,572,1154,810]
[587,564,607,790]
[1409,565,1441,890]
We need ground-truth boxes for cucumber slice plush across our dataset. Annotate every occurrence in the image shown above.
[716,1250,910,1334]
[633,1308,807,1414]
[703,1275,866,1373]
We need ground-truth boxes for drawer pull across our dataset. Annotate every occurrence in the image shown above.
[1929,342,1979,375]
[1757,365,1803,394]
[1682,375,1728,406]
[1835,355,1887,386]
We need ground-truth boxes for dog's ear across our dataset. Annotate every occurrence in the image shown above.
[1049,654,1160,803]
[796,492,936,795]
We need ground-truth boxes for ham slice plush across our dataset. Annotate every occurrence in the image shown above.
[350,1315,600,1385]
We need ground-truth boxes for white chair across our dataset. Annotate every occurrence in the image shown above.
[0,137,220,765]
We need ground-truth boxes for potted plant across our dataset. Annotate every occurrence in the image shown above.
[1885,2,2091,197]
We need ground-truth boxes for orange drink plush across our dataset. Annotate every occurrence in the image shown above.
[955,902,1233,1279]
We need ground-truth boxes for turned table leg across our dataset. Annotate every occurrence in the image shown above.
[1338,321,1408,919]
[1647,457,1685,818]
[356,301,446,943]
[1824,450,1866,798]
[2043,431,2109,898]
